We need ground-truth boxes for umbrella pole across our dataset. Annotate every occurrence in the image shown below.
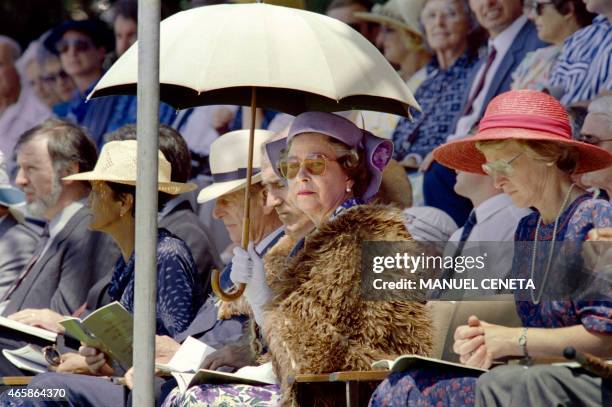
[132,0,159,404]
[212,88,257,301]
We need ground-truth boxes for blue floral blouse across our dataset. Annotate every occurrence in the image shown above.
[392,52,480,163]
[108,228,202,337]
[513,193,612,334]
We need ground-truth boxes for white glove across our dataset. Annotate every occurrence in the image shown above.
[230,242,272,326]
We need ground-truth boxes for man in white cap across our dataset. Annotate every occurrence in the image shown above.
[0,152,39,299]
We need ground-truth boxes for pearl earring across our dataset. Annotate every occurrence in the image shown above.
[346,186,351,193]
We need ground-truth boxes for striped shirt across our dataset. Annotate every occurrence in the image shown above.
[549,15,612,105]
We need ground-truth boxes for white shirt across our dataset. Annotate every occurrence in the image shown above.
[445,193,532,280]
[175,106,238,156]
[448,16,528,142]
[0,87,51,171]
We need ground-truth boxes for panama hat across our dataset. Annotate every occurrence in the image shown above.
[197,129,276,204]
[63,140,196,195]
[433,90,612,175]
[354,0,426,39]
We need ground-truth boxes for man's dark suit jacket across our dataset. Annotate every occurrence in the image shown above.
[424,20,547,226]
[159,200,222,297]
[2,206,119,317]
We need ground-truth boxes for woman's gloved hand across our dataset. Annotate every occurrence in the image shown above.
[230,242,272,326]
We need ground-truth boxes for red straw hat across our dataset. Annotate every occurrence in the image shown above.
[433,90,612,175]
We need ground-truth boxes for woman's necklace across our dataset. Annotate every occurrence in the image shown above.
[530,183,576,305]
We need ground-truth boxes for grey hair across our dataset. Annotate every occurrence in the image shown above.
[0,36,22,62]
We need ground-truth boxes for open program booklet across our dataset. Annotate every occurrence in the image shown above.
[59,301,133,368]
[372,355,487,374]
[2,345,48,373]
[0,316,58,342]
[156,336,278,393]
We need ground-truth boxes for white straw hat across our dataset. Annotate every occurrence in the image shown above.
[354,0,426,39]
[63,140,196,195]
[197,129,275,204]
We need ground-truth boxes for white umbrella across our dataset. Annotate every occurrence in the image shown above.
[90,3,420,301]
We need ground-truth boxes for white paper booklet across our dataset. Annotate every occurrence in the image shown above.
[155,336,216,374]
[2,345,48,374]
[0,316,57,342]
[372,354,487,374]
[172,362,278,393]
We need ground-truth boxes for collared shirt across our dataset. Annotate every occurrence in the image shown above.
[549,15,612,105]
[450,16,528,141]
[392,52,480,163]
[255,226,285,256]
[38,201,84,261]
[445,194,532,281]
[0,87,51,172]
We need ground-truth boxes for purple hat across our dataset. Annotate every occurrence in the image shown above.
[264,138,287,181]
[287,112,393,201]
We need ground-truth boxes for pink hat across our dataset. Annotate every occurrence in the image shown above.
[433,90,612,175]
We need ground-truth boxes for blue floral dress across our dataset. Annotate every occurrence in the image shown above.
[108,228,202,337]
[369,193,612,406]
[392,52,479,164]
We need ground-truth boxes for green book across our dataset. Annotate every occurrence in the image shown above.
[59,301,133,368]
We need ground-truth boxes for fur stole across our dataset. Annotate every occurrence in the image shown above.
[262,204,433,405]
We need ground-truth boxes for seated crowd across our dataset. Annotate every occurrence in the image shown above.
[0,0,610,406]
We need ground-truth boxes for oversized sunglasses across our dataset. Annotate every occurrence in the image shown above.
[481,152,523,177]
[42,70,70,83]
[523,1,554,16]
[279,154,335,180]
[56,38,93,54]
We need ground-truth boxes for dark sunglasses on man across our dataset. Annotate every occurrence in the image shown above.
[56,38,93,54]
[523,0,554,16]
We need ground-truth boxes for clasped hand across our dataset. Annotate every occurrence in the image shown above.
[453,315,519,369]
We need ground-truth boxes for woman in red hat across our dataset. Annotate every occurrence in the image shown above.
[370,90,612,406]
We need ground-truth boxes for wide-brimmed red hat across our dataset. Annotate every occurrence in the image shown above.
[433,90,612,175]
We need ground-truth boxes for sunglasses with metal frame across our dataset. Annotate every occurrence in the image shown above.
[56,38,93,54]
[523,1,554,16]
[481,152,523,177]
[279,154,337,180]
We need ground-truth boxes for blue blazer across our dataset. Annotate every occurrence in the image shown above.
[450,20,547,132]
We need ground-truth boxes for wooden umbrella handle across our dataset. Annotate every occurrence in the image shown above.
[211,269,246,301]
[211,87,258,302]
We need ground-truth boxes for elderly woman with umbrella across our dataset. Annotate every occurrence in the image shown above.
[368,90,612,406]
[162,112,433,406]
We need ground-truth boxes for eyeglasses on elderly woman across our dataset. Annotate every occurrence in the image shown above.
[279,154,336,180]
[481,152,523,177]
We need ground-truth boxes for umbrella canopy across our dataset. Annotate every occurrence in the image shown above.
[89,3,420,116]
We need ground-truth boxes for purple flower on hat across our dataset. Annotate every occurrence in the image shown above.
[372,142,392,171]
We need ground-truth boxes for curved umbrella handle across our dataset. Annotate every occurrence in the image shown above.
[211,88,258,302]
[211,269,246,301]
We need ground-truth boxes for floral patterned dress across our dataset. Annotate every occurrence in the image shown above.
[369,193,612,407]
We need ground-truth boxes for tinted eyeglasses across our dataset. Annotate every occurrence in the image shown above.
[578,134,612,146]
[279,154,335,180]
[42,70,70,84]
[523,1,554,16]
[56,38,93,54]
[481,152,523,178]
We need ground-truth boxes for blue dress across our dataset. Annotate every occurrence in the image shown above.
[108,228,202,337]
[369,193,612,406]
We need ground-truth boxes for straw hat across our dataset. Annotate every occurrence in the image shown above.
[63,140,196,195]
[354,0,426,39]
[197,129,276,204]
[433,90,612,175]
